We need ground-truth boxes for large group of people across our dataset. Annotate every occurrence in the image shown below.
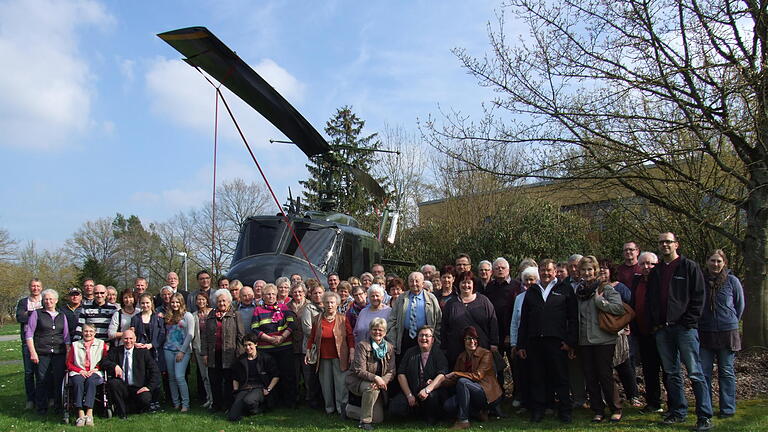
[16,231,744,431]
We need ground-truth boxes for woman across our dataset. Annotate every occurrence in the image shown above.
[300,284,326,409]
[346,318,394,430]
[437,265,457,311]
[163,293,195,412]
[155,286,174,317]
[575,255,625,422]
[441,272,499,367]
[25,288,70,414]
[337,281,354,314]
[346,285,368,331]
[106,286,119,306]
[228,333,280,421]
[192,292,214,408]
[131,293,166,409]
[288,282,308,401]
[108,289,139,347]
[66,324,108,427]
[252,283,298,408]
[443,326,503,429]
[360,273,374,290]
[386,278,404,307]
[275,277,292,305]
[203,288,245,412]
[305,291,355,416]
[348,276,361,288]
[699,249,744,418]
[353,285,391,345]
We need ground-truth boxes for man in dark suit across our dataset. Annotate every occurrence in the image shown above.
[100,329,160,418]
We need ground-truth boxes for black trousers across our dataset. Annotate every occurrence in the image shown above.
[614,358,638,399]
[388,387,446,422]
[511,355,530,405]
[228,388,268,421]
[527,338,571,415]
[208,366,234,411]
[580,344,621,414]
[637,333,668,408]
[108,379,152,417]
[34,353,65,411]
[260,348,296,408]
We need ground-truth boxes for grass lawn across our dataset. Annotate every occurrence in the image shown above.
[0,323,20,336]
[0,360,764,431]
[0,341,21,362]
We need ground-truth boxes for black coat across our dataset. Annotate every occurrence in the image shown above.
[517,281,577,349]
[100,346,161,391]
[645,255,705,330]
[397,344,449,392]
[231,352,279,389]
[484,278,522,343]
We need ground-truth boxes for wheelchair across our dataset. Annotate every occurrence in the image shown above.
[61,371,113,424]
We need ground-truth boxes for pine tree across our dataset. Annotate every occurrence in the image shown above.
[301,106,383,224]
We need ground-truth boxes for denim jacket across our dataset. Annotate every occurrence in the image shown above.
[698,271,744,332]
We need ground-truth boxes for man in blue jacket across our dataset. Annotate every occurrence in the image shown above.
[646,232,713,431]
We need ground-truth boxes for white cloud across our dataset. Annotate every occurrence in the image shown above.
[0,0,113,150]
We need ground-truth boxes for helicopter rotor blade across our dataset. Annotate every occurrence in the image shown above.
[344,163,388,202]
[157,27,330,157]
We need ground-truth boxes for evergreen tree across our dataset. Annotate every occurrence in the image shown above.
[78,257,118,288]
[301,106,383,225]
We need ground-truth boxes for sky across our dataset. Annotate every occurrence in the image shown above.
[0,0,505,250]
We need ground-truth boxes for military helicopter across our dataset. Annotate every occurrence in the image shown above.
[158,27,407,286]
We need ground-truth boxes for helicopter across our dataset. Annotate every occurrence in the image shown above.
[158,26,409,286]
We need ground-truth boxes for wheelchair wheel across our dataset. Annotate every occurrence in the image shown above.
[106,408,112,419]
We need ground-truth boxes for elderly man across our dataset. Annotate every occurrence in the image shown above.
[389,325,448,425]
[236,286,256,330]
[562,253,586,408]
[62,287,83,343]
[253,279,266,305]
[371,264,385,279]
[156,272,188,307]
[420,264,437,281]
[476,260,493,295]
[630,251,666,414]
[75,284,117,341]
[82,278,96,306]
[646,232,712,431]
[617,242,641,286]
[484,258,519,398]
[102,330,160,418]
[386,272,441,364]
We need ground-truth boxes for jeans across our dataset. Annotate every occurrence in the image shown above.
[164,350,191,408]
[655,325,713,419]
[444,378,487,422]
[69,373,103,408]
[22,343,37,403]
[699,346,736,415]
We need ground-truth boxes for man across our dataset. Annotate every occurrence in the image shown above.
[389,326,448,425]
[476,260,493,295]
[555,261,569,282]
[327,273,341,292]
[218,276,230,291]
[386,272,442,364]
[133,277,148,298]
[564,254,583,293]
[290,273,303,286]
[82,278,95,305]
[16,278,43,410]
[253,279,266,305]
[562,253,585,408]
[236,286,256,330]
[101,330,160,418]
[517,259,577,423]
[646,232,712,431]
[630,251,666,414]
[229,281,242,304]
[453,254,482,292]
[483,258,519,392]
[617,241,642,286]
[371,264,385,279]
[62,288,83,343]
[187,270,212,312]
[420,264,436,281]
[75,284,117,341]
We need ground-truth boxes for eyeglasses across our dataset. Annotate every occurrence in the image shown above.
[623,248,637,252]
[94,291,106,295]
[70,292,81,296]
[418,334,433,339]
[658,240,677,245]
[464,337,478,342]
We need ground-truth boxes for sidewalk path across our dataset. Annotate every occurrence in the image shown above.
[0,335,19,342]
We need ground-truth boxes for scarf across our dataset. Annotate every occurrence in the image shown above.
[264,302,285,322]
[705,269,728,312]
[371,338,388,360]
[575,279,601,301]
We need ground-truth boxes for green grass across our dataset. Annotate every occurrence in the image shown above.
[0,323,20,336]
[0,341,21,362]
[0,360,764,431]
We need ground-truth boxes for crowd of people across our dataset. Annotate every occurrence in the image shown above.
[16,231,744,431]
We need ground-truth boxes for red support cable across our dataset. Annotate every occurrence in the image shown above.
[211,90,219,274]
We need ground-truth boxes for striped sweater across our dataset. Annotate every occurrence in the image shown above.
[75,302,118,341]
[251,303,297,350]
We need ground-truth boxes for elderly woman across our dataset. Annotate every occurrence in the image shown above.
[360,273,374,290]
[300,283,325,409]
[346,285,368,331]
[576,255,625,423]
[337,281,354,314]
[203,288,244,412]
[163,293,195,412]
[306,291,355,417]
[385,277,404,307]
[288,282,308,402]
[699,249,745,418]
[155,286,174,317]
[275,277,292,305]
[251,283,297,408]
[228,333,280,421]
[346,318,394,430]
[66,324,107,427]
[443,326,503,430]
[353,285,391,345]
[442,272,499,367]
[108,289,139,347]
[192,291,214,408]
[25,288,70,415]
[131,293,166,410]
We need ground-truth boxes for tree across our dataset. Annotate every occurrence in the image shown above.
[77,257,118,288]
[0,228,15,261]
[65,217,120,278]
[426,0,768,346]
[301,106,383,229]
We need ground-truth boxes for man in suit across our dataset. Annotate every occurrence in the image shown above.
[100,329,160,418]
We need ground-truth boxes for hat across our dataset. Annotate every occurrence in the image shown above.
[68,287,82,295]
[463,326,479,340]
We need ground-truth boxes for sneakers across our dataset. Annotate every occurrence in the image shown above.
[663,413,686,424]
[358,422,374,431]
[693,417,714,431]
[511,399,522,408]
[75,416,86,427]
[85,416,94,427]
[639,405,664,414]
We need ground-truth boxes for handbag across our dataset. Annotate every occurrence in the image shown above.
[599,302,635,334]
[306,343,318,365]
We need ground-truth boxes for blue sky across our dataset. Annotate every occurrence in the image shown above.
[0,0,503,249]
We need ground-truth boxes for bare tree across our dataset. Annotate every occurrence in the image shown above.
[426,0,768,346]
[0,228,16,262]
[65,217,120,275]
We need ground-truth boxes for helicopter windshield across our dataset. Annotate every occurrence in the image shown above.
[285,224,337,269]
[233,218,338,269]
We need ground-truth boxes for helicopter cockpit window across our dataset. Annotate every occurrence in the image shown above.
[285,224,337,269]
[235,220,281,261]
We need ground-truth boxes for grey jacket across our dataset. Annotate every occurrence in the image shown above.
[577,284,625,346]
[299,302,322,354]
[386,290,441,354]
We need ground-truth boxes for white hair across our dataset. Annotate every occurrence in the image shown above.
[639,251,659,263]
[213,288,232,304]
[367,284,385,297]
[478,260,492,269]
[41,288,59,301]
[420,264,435,273]
[568,254,583,264]
[492,257,509,268]
[520,266,540,282]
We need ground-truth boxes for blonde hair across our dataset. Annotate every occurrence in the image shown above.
[164,293,187,325]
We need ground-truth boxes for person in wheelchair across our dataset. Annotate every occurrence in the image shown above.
[66,324,109,427]
[100,329,161,419]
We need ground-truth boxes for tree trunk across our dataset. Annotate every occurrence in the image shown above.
[740,178,768,348]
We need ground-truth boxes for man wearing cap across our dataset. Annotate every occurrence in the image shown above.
[62,288,83,343]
